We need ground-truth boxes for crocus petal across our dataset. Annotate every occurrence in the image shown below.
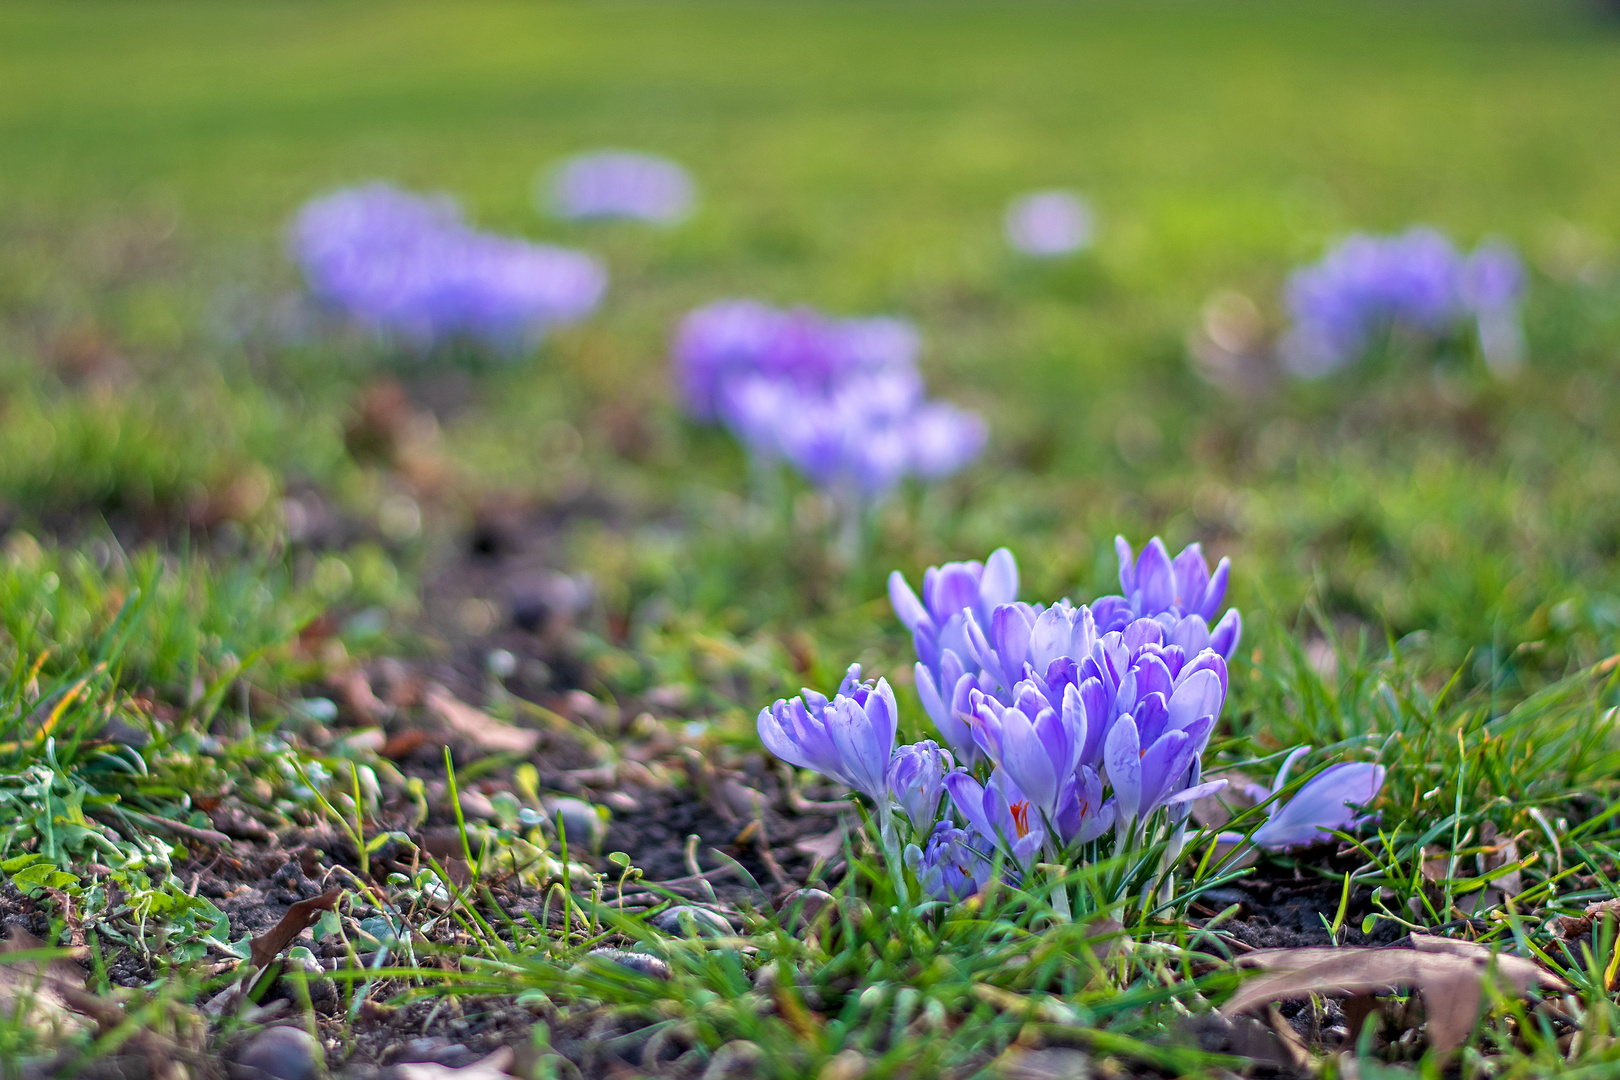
[758,704,816,773]
[915,661,948,729]
[868,678,900,753]
[1201,557,1231,622]
[1115,536,1137,597]
[1163,778,1228,807]
[1138,729,1190,813]
[1167,667,1224,733]
[1104,714,1142,824]
[947,671,985,768]
[1123,617,1164,650]
[1132,692,1169,747]
[1131,653,1174,702]
[964,611,1004,690]
[1170,614,1211,656]
[1000,707,1060,818]
[932,565,983,626]
[1209,608,1243,661]
[889,571,932,635]
[981,548,1019,609]
[944,771,995,842]
[1171,544,1210,615]
[1252,763,1386,850]
[1175,649,1229,704]
[1135,538,1177,614]
[1061,682,1090,774]
[1077,676,1113,766]
[990,604,1036,689]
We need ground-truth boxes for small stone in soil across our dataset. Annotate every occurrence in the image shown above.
[389,1037,476,1067]
[586,947,672,980]
[652,905,733,938]
[775,888,835,932]
[234,1026,323,1080]
[546,797,606,851]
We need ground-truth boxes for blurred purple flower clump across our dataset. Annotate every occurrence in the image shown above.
[674,300,985,504]
[1280,227,1527,377]
[291,183,607,349]
[1004,190,1094,257]
[543,150,695,225]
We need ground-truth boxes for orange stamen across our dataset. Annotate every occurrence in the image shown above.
[1009,800,1031,838]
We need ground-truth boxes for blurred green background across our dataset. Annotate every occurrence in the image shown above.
[3,0,1620,716]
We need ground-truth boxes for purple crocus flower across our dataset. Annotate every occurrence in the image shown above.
[1052,766,1115,846]
[672,300,920,421]
[1279,228,1527,378]
[905,819,992,901]
[725,368,984,503]
[889,741,954,830]
[944,768,1047,870]
[1092,536,1241,662]
[963,598,1098,703]
[890,549,1019,766]
[963,679,1084,821]
[1232,748,1387,851]
[1005,191,1094,257]
[756,664,898,807]
[290,183,606,349]
[544,151,695,225]
[1081,620,1230,832]
[1460,243,1527,376]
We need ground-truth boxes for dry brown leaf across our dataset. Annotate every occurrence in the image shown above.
[424,684,541,755]
[1554,897,1620,941]
[396,1046,515,1080]
[1222,934,1566,1052]
[794,826,849,864]
[248,888,344,969]
[334,667,389,724]
[0,927,89,1039]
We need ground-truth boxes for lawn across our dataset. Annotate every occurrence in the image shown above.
[2,0,1620,1075]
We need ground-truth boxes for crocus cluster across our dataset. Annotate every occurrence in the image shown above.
[1280,227,1527,378]
[542,151,695,224]
[760,539,1262,907]
[290,184,607,349]
[1005,190,1094,258]
[674,300,986,505]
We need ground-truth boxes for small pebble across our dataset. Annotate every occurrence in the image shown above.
[390,1037,474,1066]
[775,888,834,932]
[545,797,606,851]
[652,905,732,938]
[485,648,518,680]
[234,1026,322,1080]
[586,947,671,980]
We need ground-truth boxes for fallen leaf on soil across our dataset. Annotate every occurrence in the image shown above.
[396,1046,514,1080]
[1553,897,1620,940]
[249,888,344,969]
[0,927,90,1038]
[334,667,389,724]
[1477,822,1524,897]
[1222,933,1566,1051]
[794,825,848,864]
[424,684,540,755]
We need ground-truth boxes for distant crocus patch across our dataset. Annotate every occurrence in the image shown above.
[542,151,695,225]
[673,300,984,512]
[1280,227,1527,378]
[290,183,607,350]
[760,537,1273,915]
[1005,190,1094,257]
